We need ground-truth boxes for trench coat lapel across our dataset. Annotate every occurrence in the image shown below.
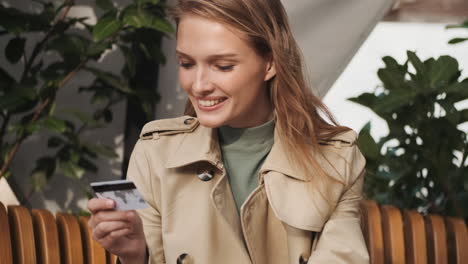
[164,124,248,256]
[260,129,310,182]
[165,124,221,169]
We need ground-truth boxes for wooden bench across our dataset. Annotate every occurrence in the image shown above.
[360,200,468,264]
[0,200,467,263]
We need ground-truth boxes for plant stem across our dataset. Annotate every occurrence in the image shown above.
[21,0,74,81]
[0,60,87,179]
[0,114,10,151]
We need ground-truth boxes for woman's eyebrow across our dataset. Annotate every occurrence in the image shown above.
[175,50,238,60]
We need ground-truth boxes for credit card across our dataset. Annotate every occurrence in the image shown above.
[90,180,149,211]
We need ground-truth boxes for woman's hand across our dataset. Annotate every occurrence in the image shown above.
[87,198,147,264]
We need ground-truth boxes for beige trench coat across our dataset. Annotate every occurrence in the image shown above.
[127,116,369,264]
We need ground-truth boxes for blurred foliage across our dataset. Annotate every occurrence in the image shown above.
[349,51,468,219]
[447,19,468,45]
[0,0,172,204]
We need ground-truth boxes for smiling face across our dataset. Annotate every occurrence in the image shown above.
[176,15,276,128]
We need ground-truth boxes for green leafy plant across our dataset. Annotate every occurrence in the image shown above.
[0,0,172,203]
[349,51,468,219]
[447,19,468,45]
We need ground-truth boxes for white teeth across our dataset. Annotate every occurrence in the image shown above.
[199,99,223,107]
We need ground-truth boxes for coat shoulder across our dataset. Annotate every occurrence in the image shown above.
[139,116,199,140]
[318,130,357,148]
[318,129,365,182]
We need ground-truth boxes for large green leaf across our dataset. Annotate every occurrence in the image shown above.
[448,38,468,44]
[348,93,377,109]
[373,89,419,115]
[0,67,15,92]
[5,37,26,64]
[357,122,381,160]
[122,5,152,28]
[428,56,460,89]
[378,68,408,91]
[96,0,114,10]
[440,80,468,98]
[47,34,90,67]
[92,12,121,42]
[0,83,37,112]
[150,17,174,33]
[86,41,112,59]
[33,156,56,178]
[47,136,64,148]
[59,161,85,179]
[41,116,67,133]
[67,110,99,126]
[85,67,134,94]
[41,62,68,81]
[122,5,174,33]
[407,51,426,76]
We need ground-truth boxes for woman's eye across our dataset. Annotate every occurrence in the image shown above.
[179,62,194,69]
[217,65,234,71]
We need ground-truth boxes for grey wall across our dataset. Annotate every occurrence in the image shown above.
[1,0,127,212]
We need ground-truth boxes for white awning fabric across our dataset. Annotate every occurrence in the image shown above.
[283,0,395,97]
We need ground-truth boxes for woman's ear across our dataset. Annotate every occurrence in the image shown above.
[264,59,276,81]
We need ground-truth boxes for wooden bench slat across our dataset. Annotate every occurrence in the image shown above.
[381,205,406,264]
[78,216,108,264]
[108,253,118,264]
[31,209,61,264]
[360,200,384,264]
[446,216,468,264]
[56,213,84,264]
[0,202,13,264]
[8,205,37,264]
[425,214,448,264]
[403,210,427,264]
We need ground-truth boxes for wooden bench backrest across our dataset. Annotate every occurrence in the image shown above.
[8,205,37,264]
[446,217,468,263]
[57,213,85,264]
[0,200,467,263]
[360,200,384,264]
[359,200,468,264]
[381,205,406,263]
[403,210,428,264]
[79,216,108,264]
[31,209,61,264]
[425,214,448,264]
[0,202,13,264]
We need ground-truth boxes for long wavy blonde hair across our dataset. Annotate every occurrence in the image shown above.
[171,0,351,184]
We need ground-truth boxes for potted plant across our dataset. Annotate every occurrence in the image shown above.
[349,47,468,218]
[0,0,172,208]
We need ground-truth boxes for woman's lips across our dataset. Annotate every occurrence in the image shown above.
[197,98,227,111]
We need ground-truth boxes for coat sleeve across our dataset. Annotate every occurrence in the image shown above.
[307,144,369,264]
[127,140,166,264]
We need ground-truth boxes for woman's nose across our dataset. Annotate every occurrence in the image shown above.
[192,68,214,95]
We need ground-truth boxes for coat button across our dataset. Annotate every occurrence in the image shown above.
[177,253,190,264]
[184,118,195,125]
[299,255,308,264]
[197,170,214,181]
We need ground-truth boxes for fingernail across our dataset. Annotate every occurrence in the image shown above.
[126,211,133,218]
[106,200,114,207]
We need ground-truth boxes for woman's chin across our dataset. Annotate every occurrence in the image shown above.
[196,114,227,128]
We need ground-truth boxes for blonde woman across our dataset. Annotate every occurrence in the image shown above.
[88,0,369,263]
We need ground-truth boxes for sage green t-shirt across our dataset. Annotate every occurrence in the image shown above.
[218,119,275,212]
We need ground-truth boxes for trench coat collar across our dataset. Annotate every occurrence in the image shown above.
[165,123,310,181]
